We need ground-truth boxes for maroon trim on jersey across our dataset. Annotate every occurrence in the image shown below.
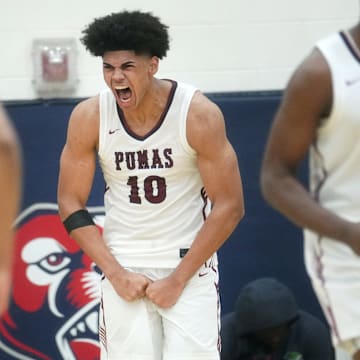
[201,187,209,221]
[116,80,178,141]
[315,235,341,342]
[311,140,341,341]
[340,31,360,63]
[99,297,108,352]
[215,273,221,355]
[311,141,328,202]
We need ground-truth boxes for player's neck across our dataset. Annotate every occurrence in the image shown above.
[121,79,172,130]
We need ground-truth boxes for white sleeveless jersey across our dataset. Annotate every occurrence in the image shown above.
[307,31,360,218]
[304,32,360,343]
[98,81,212,268]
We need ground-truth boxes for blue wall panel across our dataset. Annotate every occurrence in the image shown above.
[0,93,325,359]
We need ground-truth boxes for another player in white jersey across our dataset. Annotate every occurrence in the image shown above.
[57,10,244,360]
[261,21,360,359]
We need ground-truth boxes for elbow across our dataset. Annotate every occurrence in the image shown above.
[57,193,82,220]
[57,187,66,215]
[260,164,287,209]
[57,196,68,220]
[237,202,245,223]
[214,195,244,229]
[0,137,21,163]
[260,170,272,204]
[230,184,246,225]
[260,170,276,207]
[230,196,245,226]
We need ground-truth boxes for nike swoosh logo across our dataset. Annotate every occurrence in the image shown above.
[345,78,360,86]
[198,272,208,278]
[109,129,120,135]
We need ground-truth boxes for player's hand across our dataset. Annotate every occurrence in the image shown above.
[145,274,185,308]
[110,269,152,302]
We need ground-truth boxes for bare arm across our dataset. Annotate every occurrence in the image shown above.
[146,92,245,307]
[177,92,244,279]
[261,49,359,251]
[0,105,22,315]
[57,97,150,300]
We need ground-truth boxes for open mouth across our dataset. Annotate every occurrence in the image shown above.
[115,85,132,103]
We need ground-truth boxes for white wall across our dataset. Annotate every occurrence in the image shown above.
[0,0,357,100]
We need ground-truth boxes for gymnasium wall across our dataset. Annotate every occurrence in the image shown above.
[0,92,320,359]
[0,0,357,100]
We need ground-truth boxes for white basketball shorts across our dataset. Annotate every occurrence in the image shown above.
[99,261,220,360]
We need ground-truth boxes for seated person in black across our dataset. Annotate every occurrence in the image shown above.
[220,277,333,360]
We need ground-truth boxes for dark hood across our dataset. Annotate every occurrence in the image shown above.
[235,277,299,336]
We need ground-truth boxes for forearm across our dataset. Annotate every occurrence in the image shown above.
[261,171,350,243]
[0,231,14,270]
[0,139,22,269]
[58,177,123,279]
[0,195,17,269]
[69,225,125,280]
[173,201,244,284]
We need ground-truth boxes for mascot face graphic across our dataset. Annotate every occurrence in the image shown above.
[0,206,103,360]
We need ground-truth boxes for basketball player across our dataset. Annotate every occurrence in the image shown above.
[57,10,244,360]
[260,20,360,359]
[0,105,22,316]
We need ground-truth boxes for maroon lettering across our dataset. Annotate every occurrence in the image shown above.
[126,152,136,170]
[151,149,164,169]
[127,176,141,204]
[127,175,167,204]
[163,148,173,168]
[144,176,166,203]
[114,148,174,171]
[137,150,150,169]
[114,152,124,170]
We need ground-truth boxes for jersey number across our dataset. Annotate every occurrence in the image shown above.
[127,176,166,204]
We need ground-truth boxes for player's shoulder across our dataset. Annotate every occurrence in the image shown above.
[186,90,227,152]
[189,90,223,124]
[281,46,331,107]
[289,46,330,88]
[69,95,100,125]
[72,95,99,116]
[172,80,219,114]
[65,96,100,141]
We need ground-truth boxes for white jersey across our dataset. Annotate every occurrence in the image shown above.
[98,81,212,268]
[304,31,360,344]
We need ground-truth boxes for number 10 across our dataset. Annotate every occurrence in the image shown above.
[127,175,167,204]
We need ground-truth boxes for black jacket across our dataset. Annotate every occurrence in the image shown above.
[220,278,333,360]
[220,310,333,360]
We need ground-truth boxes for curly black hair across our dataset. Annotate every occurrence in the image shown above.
[81,10,170,58]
